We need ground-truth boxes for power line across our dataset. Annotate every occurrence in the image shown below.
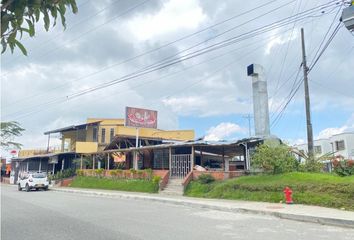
[4,26,304,121]
[3,1,340,119]
[2,0,289,107]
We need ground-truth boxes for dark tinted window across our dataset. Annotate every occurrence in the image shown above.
[32,173,46,178]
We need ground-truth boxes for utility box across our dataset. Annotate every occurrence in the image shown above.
[342,5,354,31]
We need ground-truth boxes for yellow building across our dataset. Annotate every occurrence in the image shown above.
[43,118,195,154]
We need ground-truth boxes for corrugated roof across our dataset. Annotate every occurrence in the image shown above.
[44,121,101,135]
[11,152,76,161]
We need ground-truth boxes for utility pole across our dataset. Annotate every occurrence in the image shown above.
[300,28,314,159]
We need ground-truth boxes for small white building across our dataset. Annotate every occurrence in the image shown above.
[293,132,354,160]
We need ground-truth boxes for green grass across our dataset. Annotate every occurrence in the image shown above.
[185,172,354,210]
[70,176,159,193]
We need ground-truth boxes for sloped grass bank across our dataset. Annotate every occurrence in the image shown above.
[70,176,159,193]
[185,172,354,210]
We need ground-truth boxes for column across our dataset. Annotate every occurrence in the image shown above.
[107,153,110,170]
[80,155,83,170]
[191,146,195,171]
[169,147,172,177]
[92,155,95,170]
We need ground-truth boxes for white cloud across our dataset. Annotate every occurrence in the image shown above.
[317,113,354,139]
[127,0,207,41]
[264,29,298,55]
[204,122,244,141]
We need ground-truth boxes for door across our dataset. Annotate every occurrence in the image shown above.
[171,154,191,178]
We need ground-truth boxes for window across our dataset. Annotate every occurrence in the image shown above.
[93,127,98,142]
[314,145,322,154]
[101,128,106,143]
[335,140,345,151]
[110,128,114,142]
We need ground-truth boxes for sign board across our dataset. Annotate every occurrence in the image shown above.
[113,152,126,163]
[125,107,158,129]
[49,156,58,164]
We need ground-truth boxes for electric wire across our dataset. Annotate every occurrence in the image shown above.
[2,1,341,120]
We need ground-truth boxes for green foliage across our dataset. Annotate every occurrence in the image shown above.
[0,121,25,149]
[251,144,299,174]
[185,172,354,210]
[291,148,330,172]
[49,168,75,180]
[70,176,159,193]
[333,159,354,176]
[197,174,215,184]
[129,168,137,174]
[76,169,84,176]
[1,0,78,55]
[94,168,104,177]
[152,175,161,185]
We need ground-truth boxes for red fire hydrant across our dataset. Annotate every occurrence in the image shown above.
[283,186,293,204]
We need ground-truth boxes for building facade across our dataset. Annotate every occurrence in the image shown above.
[294,132,354,160]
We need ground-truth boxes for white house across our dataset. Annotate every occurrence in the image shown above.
[293,132,354,160]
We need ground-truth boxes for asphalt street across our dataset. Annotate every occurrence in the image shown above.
[1,184,354,240]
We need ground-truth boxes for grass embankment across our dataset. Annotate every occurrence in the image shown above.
[185,172,354,210]
[70,176,159,193]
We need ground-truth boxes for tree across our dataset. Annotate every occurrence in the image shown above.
[251,143,299,174]
[0,121,25,149]
[1,0,78,55]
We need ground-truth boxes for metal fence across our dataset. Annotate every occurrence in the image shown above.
[171,154,191,178]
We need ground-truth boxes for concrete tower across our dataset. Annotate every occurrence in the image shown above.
[247,64,270,137]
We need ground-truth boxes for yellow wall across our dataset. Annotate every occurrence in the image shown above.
[116,126,194,141]
[76,142,98,153]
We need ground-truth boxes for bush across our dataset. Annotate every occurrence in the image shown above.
[95,169,104,177]
[333,159,354,176]
[76,169,84,176]
[152,175,161,185]
[50,168,76,180]
[197,174,215,184]
[251,144,298,174]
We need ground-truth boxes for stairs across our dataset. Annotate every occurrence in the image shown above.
[160,178,184,196]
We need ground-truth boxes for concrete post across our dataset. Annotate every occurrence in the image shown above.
[225,158,230,172]
[191,146,195,171]
[80,155,83,170]
[107,153,110,170]
[92,155,95,170]
[169,147,172,177]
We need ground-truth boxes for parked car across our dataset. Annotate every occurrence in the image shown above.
[18,172,49,192]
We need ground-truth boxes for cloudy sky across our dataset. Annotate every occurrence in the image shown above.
[1,0,354,152]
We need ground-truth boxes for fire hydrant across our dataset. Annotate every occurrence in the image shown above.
[283,186,293,204]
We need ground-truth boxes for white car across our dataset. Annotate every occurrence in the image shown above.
[18,172,49,191]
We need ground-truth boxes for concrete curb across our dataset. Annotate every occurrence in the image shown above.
[51,188,354,228]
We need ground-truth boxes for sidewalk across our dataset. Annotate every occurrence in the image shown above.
[52,186,354,228]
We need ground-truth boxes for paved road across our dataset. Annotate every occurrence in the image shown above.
[1,185,354,240]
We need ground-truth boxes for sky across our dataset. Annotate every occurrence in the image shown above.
[1,0,354,154]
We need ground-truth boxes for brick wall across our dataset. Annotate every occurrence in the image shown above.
[192,170,244,180]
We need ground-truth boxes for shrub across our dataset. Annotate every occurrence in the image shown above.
[333,159,354,176]
[145,168,153,180]
[50,168,76,180]
[109,170,117,178]
[251,144,298,174]
[198,174,215,184]
[95,169,104,177]
[76,169,84,176]
[152,175,161,185]
[130,168,137,174]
